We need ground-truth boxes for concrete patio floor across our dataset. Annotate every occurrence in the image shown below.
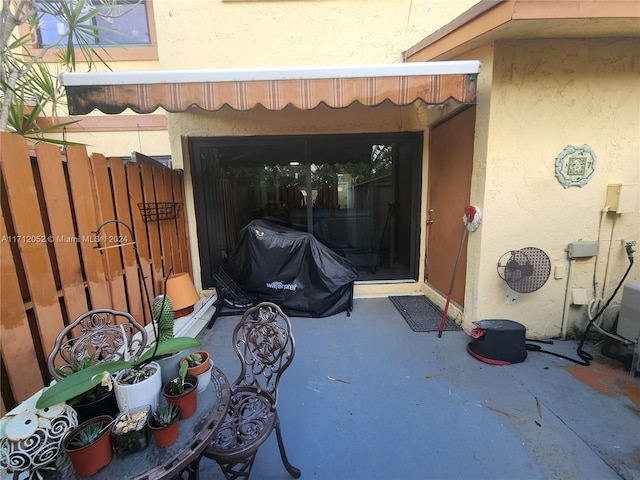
[196,297,640,480]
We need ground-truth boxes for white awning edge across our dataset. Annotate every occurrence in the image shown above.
[61,61,482,86]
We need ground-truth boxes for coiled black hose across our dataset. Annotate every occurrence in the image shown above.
[575,245,634,366]
[526,242,635,366]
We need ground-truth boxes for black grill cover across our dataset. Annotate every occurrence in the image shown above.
[224,219,358,317]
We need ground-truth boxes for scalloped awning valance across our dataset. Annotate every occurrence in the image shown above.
[61,61,480,115]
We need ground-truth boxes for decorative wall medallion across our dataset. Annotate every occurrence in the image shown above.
[555,144,597,188]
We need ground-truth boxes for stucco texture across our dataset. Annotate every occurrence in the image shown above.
[152,0,478,68]
[471,38,639,338]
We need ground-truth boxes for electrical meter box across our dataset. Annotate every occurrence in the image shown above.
[605,184,638,213]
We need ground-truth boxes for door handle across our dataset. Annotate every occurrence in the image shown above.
[426,219,434,225]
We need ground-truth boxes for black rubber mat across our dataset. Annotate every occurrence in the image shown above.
[388,295,461,332]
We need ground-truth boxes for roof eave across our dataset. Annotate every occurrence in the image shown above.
[405,0,640,62]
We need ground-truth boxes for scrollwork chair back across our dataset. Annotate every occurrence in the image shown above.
[204,302,300,479]
[232,302,295,407]
[47,308,147,380]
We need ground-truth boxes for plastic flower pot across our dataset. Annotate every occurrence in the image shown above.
[70,386,118,425]
[148,406,181,448]
[181,351,211,377]
[194,359,213,393]
[162,374,198,420]
[62,415,113,477]
[157,351,184,387]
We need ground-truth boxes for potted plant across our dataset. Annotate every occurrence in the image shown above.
[61,415,113,477]
[110,405,151,457]
[181,351,210,376]
[180,351,212,393]
[162,361,198,420]
[57,356,118,424]
[36,293,201,411]
[148,402,181,448]
[113,361,162,413]
[152,294,186,386]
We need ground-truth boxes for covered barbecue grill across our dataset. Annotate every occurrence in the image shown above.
[223,220,358,317]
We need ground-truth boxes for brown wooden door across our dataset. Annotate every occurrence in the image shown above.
[426,106,475,305]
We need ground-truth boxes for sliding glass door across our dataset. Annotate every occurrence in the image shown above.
[190,132,422,288]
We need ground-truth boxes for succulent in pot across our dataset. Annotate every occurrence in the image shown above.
[181,351,210,376]
[149,402,181,448]
[181,351,212,393]
[62,415,114,477]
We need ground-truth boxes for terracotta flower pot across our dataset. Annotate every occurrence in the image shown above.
[62,415,113,477]
[181,350,210,377]
[162,374,198,420]
[149,407,181,448]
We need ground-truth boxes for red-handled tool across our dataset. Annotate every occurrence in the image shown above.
[438,205,482,338]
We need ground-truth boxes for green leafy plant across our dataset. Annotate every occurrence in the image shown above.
[169,360,190,395]
[0,0,144,144]
[55,354,113,407]
[36,336,200,409]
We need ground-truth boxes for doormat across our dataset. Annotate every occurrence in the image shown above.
[388,295,461,333]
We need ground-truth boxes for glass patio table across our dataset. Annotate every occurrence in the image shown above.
[43,365,230,480]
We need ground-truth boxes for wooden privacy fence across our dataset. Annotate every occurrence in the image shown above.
[0,132,192,414]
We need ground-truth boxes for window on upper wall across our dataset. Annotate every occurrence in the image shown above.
[36,0,152,48]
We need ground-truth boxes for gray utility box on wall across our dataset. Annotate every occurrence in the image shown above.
[568,240,599,258]
[617,281,640,341]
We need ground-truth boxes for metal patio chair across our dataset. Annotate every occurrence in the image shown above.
[47,308,147,379]
[203,302,301,479]
[207,268,257,328]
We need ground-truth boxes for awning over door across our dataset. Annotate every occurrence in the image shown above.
[61,61,480,115]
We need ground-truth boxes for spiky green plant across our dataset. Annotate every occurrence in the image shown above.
[69,422,108,449]
[152,403,179,427]
[152,295,175,343]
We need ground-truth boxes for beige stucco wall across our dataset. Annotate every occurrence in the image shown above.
[470,38,640,338]
[152,0,479,68]
[45,126,171,157]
